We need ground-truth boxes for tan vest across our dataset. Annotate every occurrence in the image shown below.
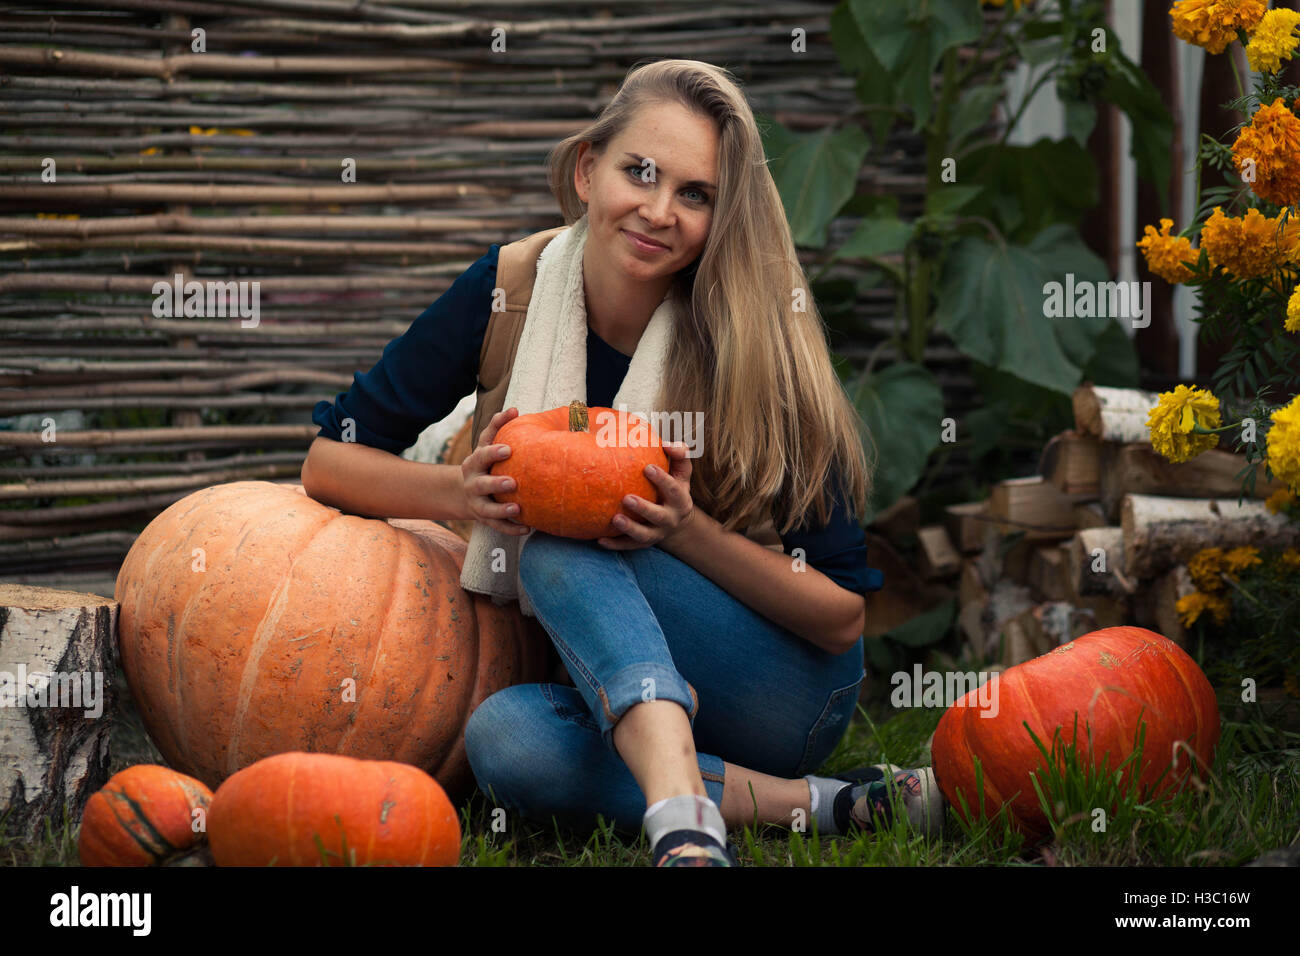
[468,226,784,551]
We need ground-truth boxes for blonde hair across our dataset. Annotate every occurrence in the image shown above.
[546,58,874,535]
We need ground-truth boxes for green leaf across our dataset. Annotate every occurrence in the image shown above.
[883,598,957,648]
[830,3,898,143]
[848,0,983,130]
[962,138,1098,241]
[849,361,946,522]
[837,215,913,259]
[1062,96,1097,145]
[948,83,1004,151]
[925,183,984,216]
[761,117,872,248]
[933,224,1112,394]
[1102,47,1173,211]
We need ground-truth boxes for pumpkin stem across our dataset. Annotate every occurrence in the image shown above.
[568,400,589,432]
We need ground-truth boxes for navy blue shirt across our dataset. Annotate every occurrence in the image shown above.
[312,244,884,597]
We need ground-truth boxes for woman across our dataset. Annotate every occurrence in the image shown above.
[304,59,943,867]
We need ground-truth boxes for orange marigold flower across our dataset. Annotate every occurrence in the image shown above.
[1232,98,1300,208]
[1171,0,1267,54]
[1200,206,1288,278]
[1138,218,1198,283]
[1265,488,1297,512]
[1188,546,1227,591]
[1222,545,1263,575]
[1278,547,1300,570]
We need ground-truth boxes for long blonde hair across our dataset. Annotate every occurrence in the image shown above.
[546,58,874,534]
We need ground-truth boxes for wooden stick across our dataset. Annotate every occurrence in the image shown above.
[0,214,554,237]
[0,183,505,204]
[1072,383,1160,442]
[1121,493,1300,578]
[2,235,483,259]
[1,425,316,448]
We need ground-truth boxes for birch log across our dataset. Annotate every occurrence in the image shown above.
[0,584,116,843]
[1121,493,1300,578]
[1072,384,1160,442]
[1068,526,1135,597]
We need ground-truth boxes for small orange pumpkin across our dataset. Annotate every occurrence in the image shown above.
[206,752,460,867]
[78,764,214,866]
[490,400,670,538]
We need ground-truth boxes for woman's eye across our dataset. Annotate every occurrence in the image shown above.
[623,165,709,204]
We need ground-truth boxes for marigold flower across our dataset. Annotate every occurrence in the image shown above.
[1222,545,1263,575]
[1246,8,1300,72]
[1188,547,1227,592]
[1171,0,1267,54]
[1148,385,1223,463]
[982,0,1032,8]
[1289,287,1300,333]
[1278,547,1300,570]
[1200,206,1288,278]
[1176,591,1230,627]
[1137,219,1198,284]
[1266,394,1300,492]
[1232,98,1300,209]
[1265,488,1297,513]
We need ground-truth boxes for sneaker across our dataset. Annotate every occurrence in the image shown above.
[653,829,738,867]
[833,764,945,839]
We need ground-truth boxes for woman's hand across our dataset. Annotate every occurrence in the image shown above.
[597,442,696,550]
[462,407,531,536]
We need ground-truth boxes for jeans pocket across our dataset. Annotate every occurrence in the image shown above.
[795,669,866,777]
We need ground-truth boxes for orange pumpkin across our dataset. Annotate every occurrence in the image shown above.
[931,626,1220,840]
[78,764,214,866]
[114,480,548,795]
[490,400,670,539]
[206,752,460,866]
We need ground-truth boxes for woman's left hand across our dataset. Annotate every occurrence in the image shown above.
[597,442,696,550]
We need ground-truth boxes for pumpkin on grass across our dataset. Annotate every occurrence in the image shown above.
[206,752,459,866]
[78,765,213,866]
[490,400,670,539]
[114,480,549,795]
[931,626,1219,840]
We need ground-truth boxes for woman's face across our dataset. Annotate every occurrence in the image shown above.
[574,100,719,286]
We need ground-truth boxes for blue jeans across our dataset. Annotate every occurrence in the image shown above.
[464,532,866,835]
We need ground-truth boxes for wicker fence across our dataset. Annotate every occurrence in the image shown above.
[0,0,983,593]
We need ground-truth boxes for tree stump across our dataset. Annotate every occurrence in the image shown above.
[0,584,116,843]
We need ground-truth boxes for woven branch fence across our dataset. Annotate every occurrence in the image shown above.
[0,0,987,592]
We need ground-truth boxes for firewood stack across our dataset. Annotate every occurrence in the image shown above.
[865,384,1298,667]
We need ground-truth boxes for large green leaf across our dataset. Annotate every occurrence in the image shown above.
[883,598,957,648]
[836,214,912,260]
[849,361,945,522]
[848,0,983,130]
[948,83,1004,152]
[961,138,1098,242]
[933,224,1112,394]
[760,116,871,248]
[1102,47,1173,212]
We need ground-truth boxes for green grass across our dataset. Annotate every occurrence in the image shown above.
[4,682,1296,867]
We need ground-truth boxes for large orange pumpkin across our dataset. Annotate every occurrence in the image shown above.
[78,764,214,866]
[490,400,670,539]
[207,752,460,866]
[931,626,1220,840]
[114,480,548,795]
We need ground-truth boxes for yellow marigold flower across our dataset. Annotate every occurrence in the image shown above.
[1171,0,1267,54]
[1222,545,1262,575]
[1188,546,1227,592]
[1265,488,1297,512]
[1147,384,1222,463]
[1137,218,1198,284]
[982,0,1032,8]
[1176,591,1231,627]
[1290,287,1300,333]
[1278,547,1300,570]
[1200,206,1287,278]
[1266,394,1300,492]
[1232,98,1300,209]
[1246,8,1300,72]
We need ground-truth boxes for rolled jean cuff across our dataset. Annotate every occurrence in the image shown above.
[593,661,698,751]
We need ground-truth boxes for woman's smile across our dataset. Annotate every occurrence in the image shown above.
[623,228,670,253]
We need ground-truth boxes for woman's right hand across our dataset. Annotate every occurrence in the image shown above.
[462,407,531,536]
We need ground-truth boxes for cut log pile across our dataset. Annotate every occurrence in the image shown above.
[864,385,1297,666]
